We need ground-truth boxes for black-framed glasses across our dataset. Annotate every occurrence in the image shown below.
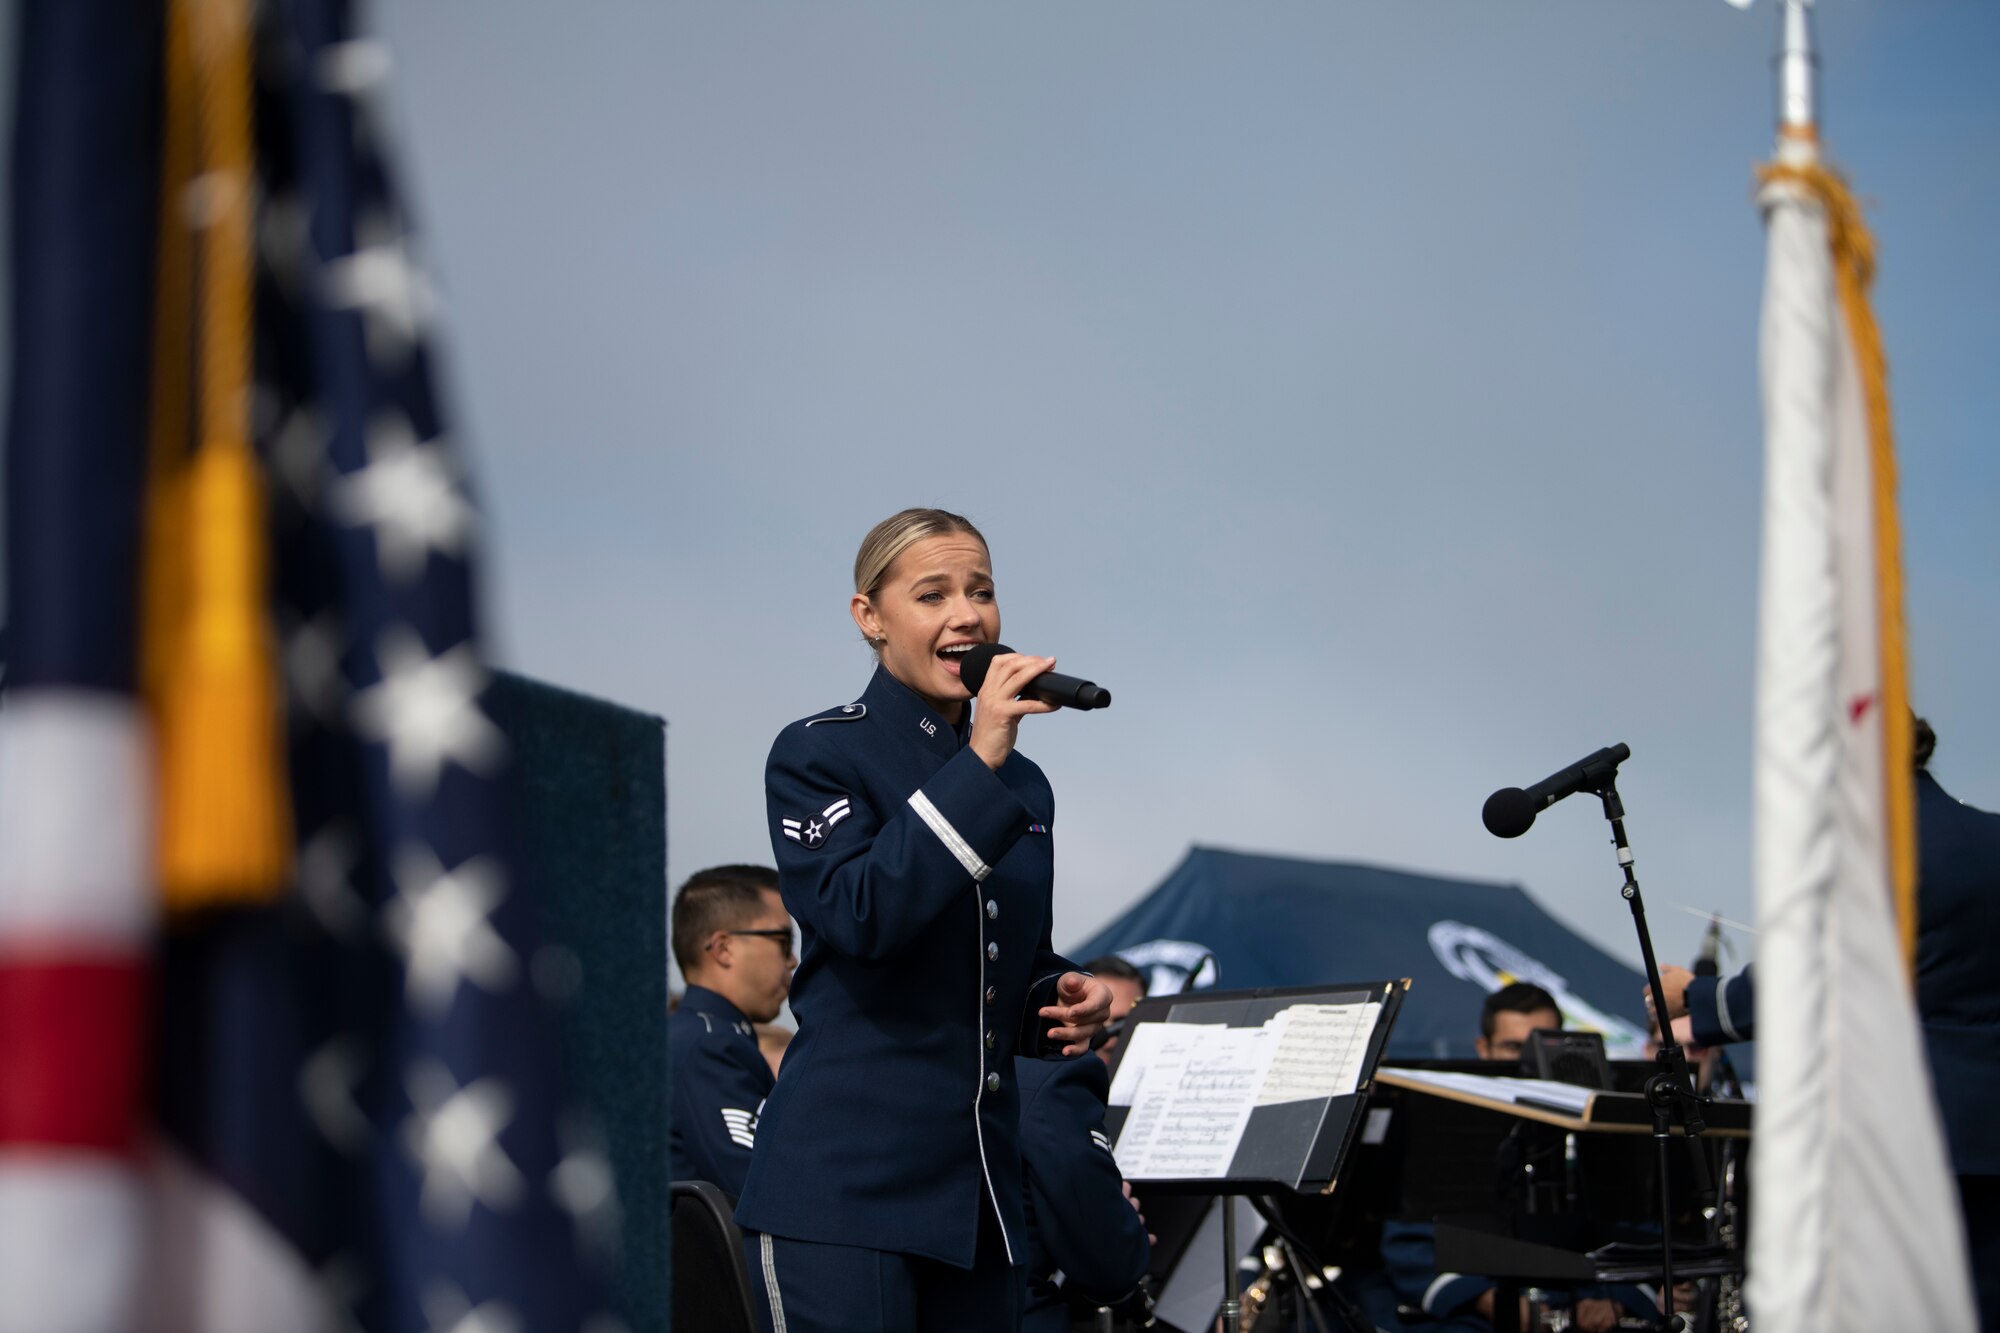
[722,928,795,959]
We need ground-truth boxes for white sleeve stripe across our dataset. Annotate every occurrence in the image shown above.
[1423,1273,1465,1314]
[1717,972,1745,1043]
[907,790,991,882]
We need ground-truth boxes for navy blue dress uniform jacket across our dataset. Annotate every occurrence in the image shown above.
[1016,1053,1151,1329]
[667,984,775,1199]
[1912,769,2000,1177]
[1683,967,1757,1048]
[1683,771,2000,1175]
[734,665,1079,1269]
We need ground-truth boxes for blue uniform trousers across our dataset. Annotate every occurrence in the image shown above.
[745,1200,1024,1333]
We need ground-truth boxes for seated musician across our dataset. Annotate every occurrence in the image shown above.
[667,865,796,1198]
[1014,954,1154,1330]
[1380,983,1658,1333]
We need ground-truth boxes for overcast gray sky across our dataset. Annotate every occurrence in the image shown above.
[10,2,1996,980]
[372,0,1997,977]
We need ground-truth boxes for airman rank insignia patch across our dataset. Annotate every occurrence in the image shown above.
[783,797,853,850]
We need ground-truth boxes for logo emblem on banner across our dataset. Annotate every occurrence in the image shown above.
[1427,920,1647,1053]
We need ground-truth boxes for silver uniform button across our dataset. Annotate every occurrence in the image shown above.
[985,899,998,919]
[985,1030,996,1049]
[986,1072,1001,1092]
[985,986,996,1005]
[987,942,999,962]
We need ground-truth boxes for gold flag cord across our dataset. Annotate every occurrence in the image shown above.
[143,0,292,907]
[1760,159,1919,976]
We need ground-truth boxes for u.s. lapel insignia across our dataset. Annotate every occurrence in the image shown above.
[782,797,853,850]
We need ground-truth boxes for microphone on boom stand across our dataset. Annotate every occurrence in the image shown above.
[1481,742,1710,1331]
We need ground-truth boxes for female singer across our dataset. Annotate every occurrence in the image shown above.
[735,508,1112,1332]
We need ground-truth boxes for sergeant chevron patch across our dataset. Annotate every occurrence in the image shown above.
[781,797,852,850]
[1090,1130,1113,1154]
[721,1106,759,1150]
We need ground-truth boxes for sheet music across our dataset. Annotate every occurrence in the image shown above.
[1109,996,1387,1178]
[1386,1067,1596,1115]
[1106,1021,1220,1107]
[1257,1001,1380,1105]
[1113,1024,1274,1179]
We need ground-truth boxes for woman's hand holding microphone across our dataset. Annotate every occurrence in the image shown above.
[968,651,1059,771]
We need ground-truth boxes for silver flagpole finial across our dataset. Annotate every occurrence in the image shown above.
[1778,0,1818,137]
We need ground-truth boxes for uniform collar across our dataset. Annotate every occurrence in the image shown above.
[680,984,754,1027]
[863,663,972,752]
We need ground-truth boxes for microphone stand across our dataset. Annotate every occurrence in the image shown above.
[1594,776,1713,1333]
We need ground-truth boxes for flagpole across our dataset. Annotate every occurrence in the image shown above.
[1777,0,1817,141]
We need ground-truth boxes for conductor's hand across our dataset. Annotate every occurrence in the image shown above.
[1645,965,1697,1026]
[969,652,1059,771]
[1040,972,1113,1056]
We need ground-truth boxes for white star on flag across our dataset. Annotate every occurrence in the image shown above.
[550,1111,623,1263]
[299,820,368,940]
[259,188,312,298]
[322,211,434,368]
[300,1035,372,1155]
[383,841,518,1018]
[328,412,475,584]
[417,1279,522,1333]
[350,627,506,800]
[285,607,348,723]
[401,1059,526,1232]
[269,402,329,508]
[315,39,394,95]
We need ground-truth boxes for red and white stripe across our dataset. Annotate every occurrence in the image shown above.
[0,690,155,1333]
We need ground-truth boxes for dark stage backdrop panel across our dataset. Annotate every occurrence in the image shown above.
[493,672,668,1332]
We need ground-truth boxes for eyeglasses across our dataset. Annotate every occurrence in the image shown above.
[720,928,795,959]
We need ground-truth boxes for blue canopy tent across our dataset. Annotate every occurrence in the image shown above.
[1070,846,1653,1059]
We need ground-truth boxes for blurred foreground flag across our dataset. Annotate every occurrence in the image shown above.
[1,3,165,1329]
[3,2,621,1331]
[1746,117,1977,1333]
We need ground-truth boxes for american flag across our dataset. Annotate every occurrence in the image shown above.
[2,2,623,1330]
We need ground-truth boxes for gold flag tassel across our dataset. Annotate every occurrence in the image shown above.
[1759,158,1918,976]
[143,0,292,907]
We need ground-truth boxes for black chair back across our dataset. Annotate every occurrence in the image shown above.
[671,1180,759,1333]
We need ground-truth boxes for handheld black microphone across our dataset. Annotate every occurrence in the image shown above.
[959,643,1112,711]
[1481,742,1630,838]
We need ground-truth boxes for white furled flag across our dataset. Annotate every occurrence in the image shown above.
[1746,106,1979,1333]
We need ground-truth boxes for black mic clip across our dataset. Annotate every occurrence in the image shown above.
[1482,742,1631,838]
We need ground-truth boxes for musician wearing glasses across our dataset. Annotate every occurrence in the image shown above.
[668,864,797,1197]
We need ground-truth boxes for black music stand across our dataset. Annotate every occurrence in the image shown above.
[1104,980,1409,1333]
